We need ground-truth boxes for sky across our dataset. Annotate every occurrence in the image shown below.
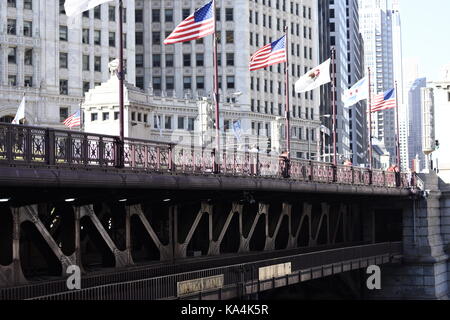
[400,0,450,81]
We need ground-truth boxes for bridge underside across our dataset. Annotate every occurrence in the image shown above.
[0,183,405,299]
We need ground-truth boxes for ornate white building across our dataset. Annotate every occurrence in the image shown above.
[83,64,312,157]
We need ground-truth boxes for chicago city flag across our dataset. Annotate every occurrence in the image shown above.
[295,59,331,93]
[342,77,368,107]
[64,0,113,17]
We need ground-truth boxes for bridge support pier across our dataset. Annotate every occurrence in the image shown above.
[373,173,450,300]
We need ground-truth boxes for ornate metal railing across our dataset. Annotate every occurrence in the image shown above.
[0,123,419,190]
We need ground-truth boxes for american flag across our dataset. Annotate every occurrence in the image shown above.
[63,110,81,128]
[371,88,397,113]
[249,35,287,71]
[164,1,215,45]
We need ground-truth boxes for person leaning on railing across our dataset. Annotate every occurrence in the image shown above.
[279,151,290,178]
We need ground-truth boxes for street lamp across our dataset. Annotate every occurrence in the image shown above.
[319,115,332,162]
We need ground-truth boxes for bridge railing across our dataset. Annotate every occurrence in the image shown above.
[0,123,419,190]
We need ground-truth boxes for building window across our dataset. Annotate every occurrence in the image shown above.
[102,112,109,121]
[8,75,17,86]
[136,76,144,89]
[152,9,160,22]
[152,32,161,45]
[165,116,172,130]
[59,0,65,14]
[59,107,69,122]
[197,76,205,89]
[182,9,190,19]
[24,49,33,65]
[122,8,126,23]
[196,53,204,67]
[24,76,33,87]
[226,53,234,66]
[135,31,143,45]
[226,31,234,43]
[166,54,174,67]
[94,56,101,72]
[83,81,90,93]
[153,77,161,90]
[114,112,119,120]
[183,77,191,90]
[135,9,143,23]
[165,9,173,22]
[59,80,68,95]
[109,5,115,21]
[91,113,98,121]
[227,76,235,89]
[7,19,16,35]
[82,55,90,71]
[23,21,32,37]
[94,6,101,19]
[7,0,16,8]
[8,47,16,64]
[188,118,195,131]
[225,8,233,21]
[58,52,68,69]
[109,32,115,47]
[59,25,68,41]
[82,29,89,44]
[177,117,185,130]
[183,54,191,67]
[94,30,101,45]
[152,54,161,67]
[136,54,144,67]
[166,76,174,90]
[24,0,32,9]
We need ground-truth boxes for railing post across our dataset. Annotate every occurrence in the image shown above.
[66,132,73,165]
[333,165,337,183]
[25,127,32,163]
[213,149,220,174]
[6,125,13,164]
[98,137,104,167]
[168,144,173,172]
[46,128,55,166]
[114,137,124,168]
[369,170,373,186]
[82,133,89,166]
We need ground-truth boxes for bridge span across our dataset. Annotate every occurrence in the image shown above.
[0,123,433,300]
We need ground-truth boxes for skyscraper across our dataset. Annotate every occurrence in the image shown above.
[0,0,136,126]
[406,77,427,171]
[358,0,398,166]
[134,0,322,159]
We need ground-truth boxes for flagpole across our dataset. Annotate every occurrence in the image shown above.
[212,0,221,173]
[368,67,373,170]
[395,81,401,171]
[331,47,337,167]
[117,0,125,167]
[284,26,291,159]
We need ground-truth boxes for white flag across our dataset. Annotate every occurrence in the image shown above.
[295,59,331,93]
[64,0,113,17]
[12,97,26,125]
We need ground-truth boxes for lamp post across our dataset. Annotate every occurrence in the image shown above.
[319,115,331,162]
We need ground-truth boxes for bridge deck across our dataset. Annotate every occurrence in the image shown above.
[24,242,401,300]
[0,123,420,196]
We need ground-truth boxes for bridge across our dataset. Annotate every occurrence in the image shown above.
[2,123,447,300]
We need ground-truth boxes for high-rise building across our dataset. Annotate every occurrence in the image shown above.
[134,0,321,160]
[0,0,136,127]
[429,65,450,183]
[330,0,351,163]
[325,0,366,166]
[345,0,367,166]
[406,77,427,171]
[317,0,332,161]
[358,0,398,165]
